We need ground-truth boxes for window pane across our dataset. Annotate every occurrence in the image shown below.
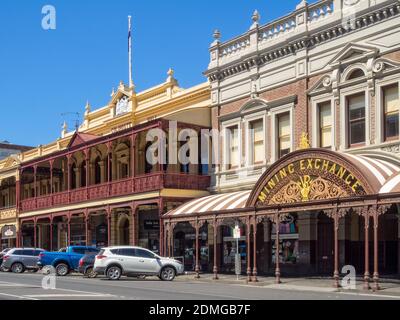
[348,94,365,120]
[319,102,332,148]
[228,126,239,168]
[348,94,366,145]
[384,85,399,113]
[321,128,332,148]
[319,103,331,127]
[384,85,399,140]
[350,120,365,144]
[386,113,399,139]
[278,113,290,157]
[251,120,264,164]
[278,114,290,136]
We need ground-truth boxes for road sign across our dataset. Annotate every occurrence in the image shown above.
[233,226,241,239]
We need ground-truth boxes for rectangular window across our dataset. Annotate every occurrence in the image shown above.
[383,84,399,141]
[278,113,291,158]
[347,93,366,147]
[250,120,264,165]
[227,126,239,169]
[318,102,332,148]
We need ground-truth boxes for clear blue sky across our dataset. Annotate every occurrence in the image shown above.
[0,0,315,147]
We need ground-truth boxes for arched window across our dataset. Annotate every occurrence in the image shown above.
[81,161,87,187]
[347,68,365,80]
[94,157,101,184]
[145,142,153,174]
[71,163,77,189]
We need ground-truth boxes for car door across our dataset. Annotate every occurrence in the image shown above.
[117,248,141,274]
[23,250,36,268]
[134,249,161,274]
[70,247,85,269]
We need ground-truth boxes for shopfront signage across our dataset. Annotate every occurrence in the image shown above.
[144,220,160,230]
[1,225,16,239]
[233,226,241,239]
[256,156,365,205]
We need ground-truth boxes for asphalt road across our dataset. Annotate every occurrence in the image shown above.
[0,272,397,300]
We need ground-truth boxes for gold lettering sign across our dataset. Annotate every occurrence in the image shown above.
[257,158,363,204]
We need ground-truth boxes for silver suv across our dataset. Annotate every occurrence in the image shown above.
[94,246,184,281]
[2,248,45,273]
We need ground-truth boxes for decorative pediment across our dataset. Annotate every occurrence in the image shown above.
[327,43,379,68]
[109,81,134,106]
[67,132,99,149]
[307,74,333,95]
[371,57,400,74]
[3,155,20,169]
[239,98,268,114]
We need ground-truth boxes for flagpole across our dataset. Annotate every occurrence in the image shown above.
[128,15,133,88]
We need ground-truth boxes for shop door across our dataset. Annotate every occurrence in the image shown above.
[317,214,333,275]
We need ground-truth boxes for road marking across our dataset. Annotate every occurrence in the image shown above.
[0,279,115,298]
[25,294,113,298]
[0,293,38,300]
[339,292,400,300]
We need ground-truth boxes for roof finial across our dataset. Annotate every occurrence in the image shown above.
[296,0,308,10]
[85,100,91,116]
[61,121,68,138]
[211,29,221,46]
[250,10,260,29]
[213,29,221,40]
[111,87,115,97]
[167,68,175,82]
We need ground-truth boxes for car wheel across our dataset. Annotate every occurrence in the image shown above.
[160,267,176,281]
[85,267,97,279]
[55,263,69,277]
[11,262,24,274]
[106,266,122,280]
[0,266,9,272]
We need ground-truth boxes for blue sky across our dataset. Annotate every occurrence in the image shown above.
[0,0,315,147]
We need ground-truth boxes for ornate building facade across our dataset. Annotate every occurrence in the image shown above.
[13,71,211,255]
[163,0,400,289]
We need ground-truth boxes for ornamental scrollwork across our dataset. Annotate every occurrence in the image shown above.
[269,176,348,205]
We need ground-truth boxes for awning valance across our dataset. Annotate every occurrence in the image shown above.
[165,190,251,217]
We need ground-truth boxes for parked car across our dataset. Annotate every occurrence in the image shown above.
[2,248,45,273]
[38,246,100,276]
[94,246,184,281]
[0,248,11,271]
[78,253,98,278]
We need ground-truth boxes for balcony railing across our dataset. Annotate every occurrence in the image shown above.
[0,206,17,220]
[20,172,210,212]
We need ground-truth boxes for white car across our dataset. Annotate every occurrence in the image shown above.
[93,246,184,281]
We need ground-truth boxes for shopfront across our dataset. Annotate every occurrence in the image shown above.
[0,225,17,249]
[163,149,400,289]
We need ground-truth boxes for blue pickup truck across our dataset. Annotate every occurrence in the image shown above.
[38,246,100,276]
